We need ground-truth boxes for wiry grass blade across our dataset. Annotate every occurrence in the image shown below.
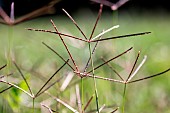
[42,42,75,71]
[90,32,151,42]
[127,55,147,82]
[0,86,13,94]
[89,4,103,40]
[0,64,7,70]
[13,61,33,95]
[26,28,88,42]
[126,51,141,82]
[128,68,170,83]
[35,59,69,97]
[51,20,79,73]
[101,57,124,81]
[87,47,133,73]
[62,9,88,40]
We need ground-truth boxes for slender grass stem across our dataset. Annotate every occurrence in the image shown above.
[88,43,99,113]
[122,84,127,113]
[33,98,35,113]
[81,78,84,113]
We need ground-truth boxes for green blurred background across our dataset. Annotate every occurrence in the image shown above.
[0,0,170,113]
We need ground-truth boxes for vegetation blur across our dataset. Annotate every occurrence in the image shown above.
[0,0,170,113]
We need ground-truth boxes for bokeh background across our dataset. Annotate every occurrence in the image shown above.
[0,0,170,113]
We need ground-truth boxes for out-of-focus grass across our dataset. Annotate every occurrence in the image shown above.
[0,8,170,113]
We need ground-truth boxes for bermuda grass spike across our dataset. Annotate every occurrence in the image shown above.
[87,47,133,73]
[91,32,151,42]
[126,51,141,82]
[62,8,88,40]
[26,28,88,42]
[127,55,147,82]
[101,57,124,81]
[128,68,170,83]
[35,59,69,97]
[89,4,103,40]
[51,19,80,73]
[35,74,64,97]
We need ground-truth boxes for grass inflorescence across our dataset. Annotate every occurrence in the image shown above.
[0,3,170,113]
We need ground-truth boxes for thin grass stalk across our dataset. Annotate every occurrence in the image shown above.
[33,98,35,113]
[128,68,170,83]
[81,78,84,112]
[13,61,33,95]
[62,9,88,40]
[122,83,127,113]
[51,20,79,73]
[87,47,133,73]
[35,59,69,97]
[88,43,99,113]
[90,32,151,42]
